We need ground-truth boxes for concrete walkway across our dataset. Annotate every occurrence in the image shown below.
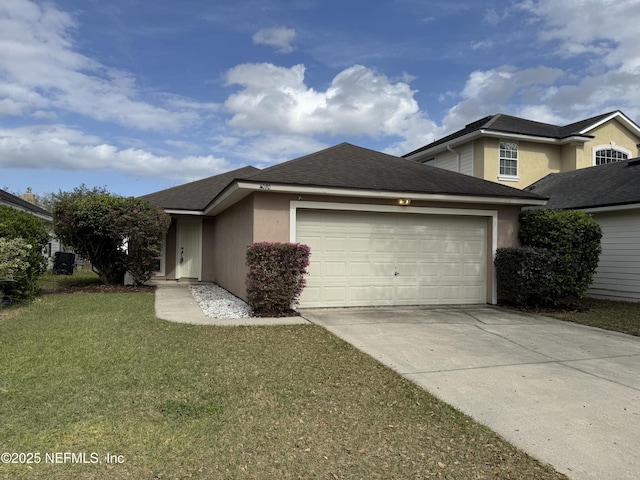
[153,283,309,326]
[301,305,640,480]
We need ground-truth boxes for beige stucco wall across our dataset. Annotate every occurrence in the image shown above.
[212,196,254,300]
[252,192,290,242]
[162,218,177,279]
[201,217,216,281]
[578,120,640,168]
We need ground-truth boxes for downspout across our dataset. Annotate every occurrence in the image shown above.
[446,144,461,172]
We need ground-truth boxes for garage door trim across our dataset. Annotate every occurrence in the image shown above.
[289,201,498,304]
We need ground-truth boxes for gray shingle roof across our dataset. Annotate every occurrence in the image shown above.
[525,158,640,209]
[403,110,626,158]
[241,143,543,200]
[140,166,260,210]
[142,143,544,212]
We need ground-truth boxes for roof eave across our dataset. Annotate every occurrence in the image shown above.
[579,111,640,136]
[211,180,548,207]
[406,131,593,161]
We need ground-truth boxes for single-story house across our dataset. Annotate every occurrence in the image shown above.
[403,110,640,190]
[142,143,546,308]
[526,158,640,301]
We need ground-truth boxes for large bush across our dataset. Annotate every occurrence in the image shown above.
[495,246,559,307]
[519,209,602,299]
[246,242,311,315]
[0,205,49,301]
[53,186,171,285]
[495,209,602,307]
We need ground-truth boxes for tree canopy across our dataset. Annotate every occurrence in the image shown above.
[53,185,170,285]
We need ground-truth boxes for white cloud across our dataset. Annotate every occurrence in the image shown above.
[252,27,296,53]
[0,125,230,182]
[223,63,439,148]
[0,0,202,131]
[441,65,565,132]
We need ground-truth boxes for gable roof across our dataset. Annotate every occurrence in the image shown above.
[140,166,260,211]
[0,189,52,221]
[525,158,640,210]
[404,110,640,159]
[143,143,545,214]
[240,142,543,200]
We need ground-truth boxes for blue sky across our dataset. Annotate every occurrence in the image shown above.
[1,0,640,198]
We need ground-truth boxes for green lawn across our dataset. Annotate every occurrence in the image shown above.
[0,279,567,479]
[536,298,640,337]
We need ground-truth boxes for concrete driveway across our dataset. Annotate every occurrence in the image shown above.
[300,305,640,480]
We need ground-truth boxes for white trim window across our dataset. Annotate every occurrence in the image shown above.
[498,140,518,179]
[594,143,630,165]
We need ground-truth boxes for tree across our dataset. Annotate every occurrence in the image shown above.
[53,186,170,285]
[0,205,49,301]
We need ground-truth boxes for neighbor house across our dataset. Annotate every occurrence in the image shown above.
[526,158,640,302]
[142,143,546,308]
[403,110,640,189]
[0,188,63,264]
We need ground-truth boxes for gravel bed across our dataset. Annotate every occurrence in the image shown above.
[188,284,252,319]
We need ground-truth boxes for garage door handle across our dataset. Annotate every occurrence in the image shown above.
[394,270,399,276]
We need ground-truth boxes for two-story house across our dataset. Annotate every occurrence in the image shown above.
[403,110,640,189]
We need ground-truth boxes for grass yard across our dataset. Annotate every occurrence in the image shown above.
[536,298,640,337]
[0,276,567,479]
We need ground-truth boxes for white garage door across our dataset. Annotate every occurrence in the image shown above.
[296,210,487,307]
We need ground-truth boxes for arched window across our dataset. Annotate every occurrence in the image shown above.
[593,144,631,165]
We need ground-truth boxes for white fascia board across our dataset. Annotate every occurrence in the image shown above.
[582,203,640,214]
[580,111,640,136]
[235,180,547,206]
[164,209,205,216]
[481,130,592,144]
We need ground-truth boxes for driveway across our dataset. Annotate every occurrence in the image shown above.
[300,305,640,480]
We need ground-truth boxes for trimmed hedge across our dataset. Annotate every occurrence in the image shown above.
[495,209,602,307]
[246,242,311,315]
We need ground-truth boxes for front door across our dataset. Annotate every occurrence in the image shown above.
[176,218,202,280]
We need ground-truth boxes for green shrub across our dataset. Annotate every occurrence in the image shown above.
[495,209,603,307]
[519,209,602,299]
[495,246,560,307]
[246,242,311,315]
[0,205,49,302]
[0,238,32,305]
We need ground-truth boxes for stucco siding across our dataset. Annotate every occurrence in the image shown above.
[252,192,290,242]
[162,219,177,279]
[201,217,216,281]
[582,120,640,168]
[212,196,254,300]
[588,209,640,301]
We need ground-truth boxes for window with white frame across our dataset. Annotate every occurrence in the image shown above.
[594,145,629,165]
[499,140,518,178]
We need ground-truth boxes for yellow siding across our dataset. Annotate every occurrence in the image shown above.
[580,120,640,168]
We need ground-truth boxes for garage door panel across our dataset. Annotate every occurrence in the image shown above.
[297,210,486,307]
